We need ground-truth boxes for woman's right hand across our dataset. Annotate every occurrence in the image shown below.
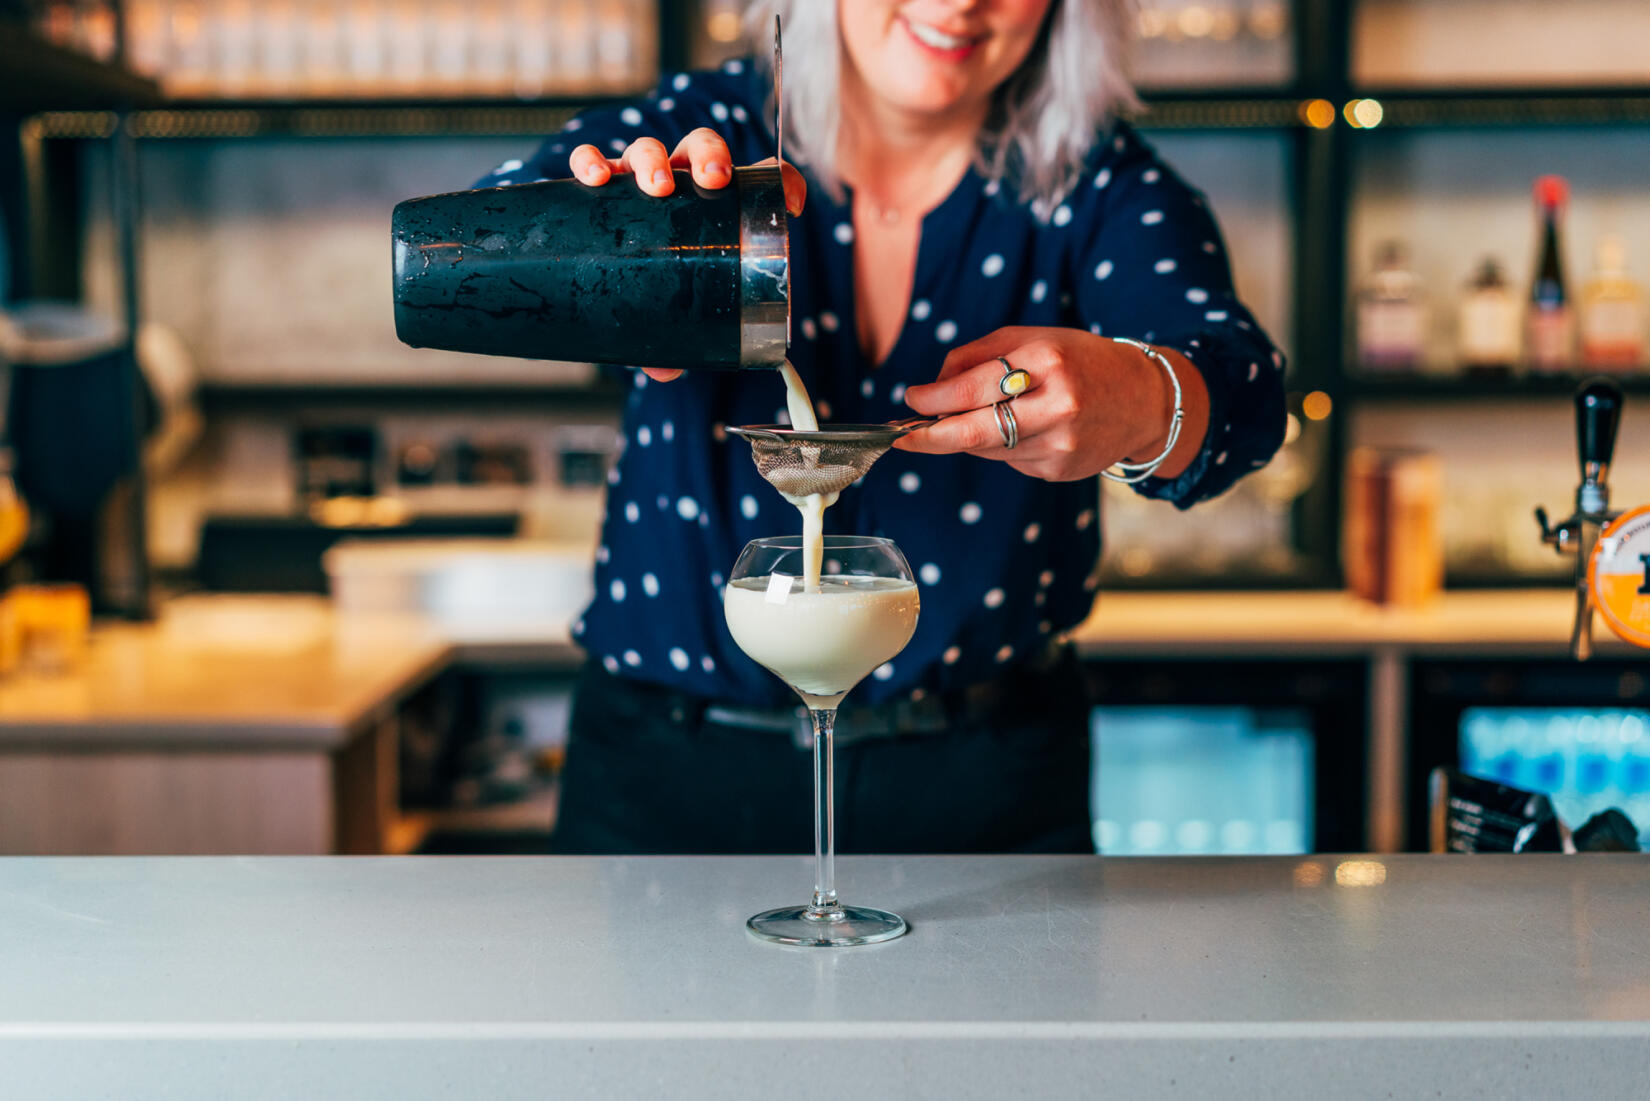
[570,128,806,383]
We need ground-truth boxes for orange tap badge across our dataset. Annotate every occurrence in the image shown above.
[1590,505,1650,649]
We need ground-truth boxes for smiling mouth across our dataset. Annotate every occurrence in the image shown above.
[901,16,983,54]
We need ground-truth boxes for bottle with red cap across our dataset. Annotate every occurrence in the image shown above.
[1526,174,1575,375]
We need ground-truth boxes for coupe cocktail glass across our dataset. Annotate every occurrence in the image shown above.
[724,535,920,946]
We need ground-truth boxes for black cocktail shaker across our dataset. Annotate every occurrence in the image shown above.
[391,165,789,370]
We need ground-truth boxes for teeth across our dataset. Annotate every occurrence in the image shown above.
[906,19,971,50]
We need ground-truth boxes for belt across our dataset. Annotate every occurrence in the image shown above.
[702,641,1071,750]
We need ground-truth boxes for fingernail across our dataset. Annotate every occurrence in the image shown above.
[581,166,601,183]
[652,169,671,187]
[706,162,730,178]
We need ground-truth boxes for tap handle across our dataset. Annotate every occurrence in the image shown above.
[1576,376,1624,482]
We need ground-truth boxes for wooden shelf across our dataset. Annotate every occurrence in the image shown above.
[0,24,159,112]
[1351,87,1650,129]
[1346,374,1650,401]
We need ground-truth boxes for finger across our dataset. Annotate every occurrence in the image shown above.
[569,144,616,185]
[749,156,808,215]
[892,407,1013,456]
[934,328,1037,382]
[670,128,733,189]
[642,368,683,382]
[621,137,674,196]
[904,357,1027,417]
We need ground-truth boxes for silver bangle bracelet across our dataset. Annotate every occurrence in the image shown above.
[1103,336,1184,485]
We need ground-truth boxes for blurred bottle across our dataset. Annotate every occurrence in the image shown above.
[512,0,554,97]
[1526,175,1574,375]
[1458,258,1520,379]
[1620,713,1650,796]
[1356,241,1426,373]
[1513,713,1565,794]
[1579,236,1647,373]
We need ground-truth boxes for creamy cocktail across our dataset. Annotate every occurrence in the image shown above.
[724,574,919,708]
[725,535,917,947]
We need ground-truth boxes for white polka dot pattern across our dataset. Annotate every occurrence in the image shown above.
[560,93,1285,702]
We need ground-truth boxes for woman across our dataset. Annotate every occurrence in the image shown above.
[480,0,1285,854]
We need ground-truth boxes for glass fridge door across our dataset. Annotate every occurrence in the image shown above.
[1091,706,1314,855]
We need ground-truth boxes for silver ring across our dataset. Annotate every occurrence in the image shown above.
[997,355,1031,398]
[993,399,1019,450]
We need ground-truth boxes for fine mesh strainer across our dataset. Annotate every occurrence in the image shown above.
[727,421,930,499]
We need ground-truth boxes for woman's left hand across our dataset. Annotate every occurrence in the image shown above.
[893,327,1209,483]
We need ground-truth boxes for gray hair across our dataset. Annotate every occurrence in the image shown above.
[743,0,1140,218]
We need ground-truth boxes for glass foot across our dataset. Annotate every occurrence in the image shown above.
[746,904,907,947]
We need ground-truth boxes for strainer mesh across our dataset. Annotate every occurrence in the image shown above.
[746,436,892,499]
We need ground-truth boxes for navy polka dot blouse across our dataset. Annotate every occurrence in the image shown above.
[479,60,1286,709]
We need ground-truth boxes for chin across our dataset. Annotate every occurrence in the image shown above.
[883,77,973,117]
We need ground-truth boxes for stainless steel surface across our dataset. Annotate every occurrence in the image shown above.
[736,165,789,366]
[773,15,784,170]
[729,421,926,498]
[3,855,1649,1099]
[1535,380,1625,660]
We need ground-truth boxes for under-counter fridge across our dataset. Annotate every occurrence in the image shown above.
[1086,659,1368,855]
[1406,657,1650,851]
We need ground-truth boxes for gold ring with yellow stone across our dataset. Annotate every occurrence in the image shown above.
[997,355,1031,398]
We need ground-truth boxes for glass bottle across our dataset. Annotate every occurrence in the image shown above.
[1526,175,1574,376]
[1356,240,1426,373]
[1580,236,1647,373]
[1458,258,1520,379]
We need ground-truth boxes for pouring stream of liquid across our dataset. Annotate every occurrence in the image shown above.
[777,360,831,592]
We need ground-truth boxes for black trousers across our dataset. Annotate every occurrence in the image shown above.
[552,651,1095,855]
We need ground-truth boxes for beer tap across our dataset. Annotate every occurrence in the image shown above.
[1535,378,1624,660]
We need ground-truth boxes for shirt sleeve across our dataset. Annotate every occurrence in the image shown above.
[472,65,770,190]
[1070,123,1287,510]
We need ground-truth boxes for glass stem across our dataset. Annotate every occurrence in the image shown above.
[808,707,840,917]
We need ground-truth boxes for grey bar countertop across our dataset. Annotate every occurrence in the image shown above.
[3,854,1648,1099]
